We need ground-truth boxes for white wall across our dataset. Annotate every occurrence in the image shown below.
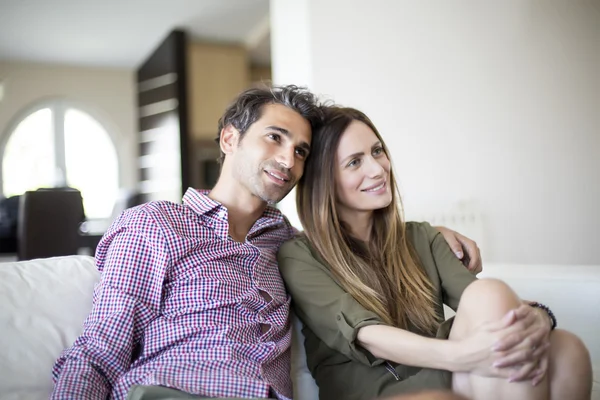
[0,61,137,191]
[270,1,317,229]
[271,0,600,265]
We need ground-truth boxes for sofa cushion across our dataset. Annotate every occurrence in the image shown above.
[0,256,597,400]
[0,256,98,399]
[482,263,600,399]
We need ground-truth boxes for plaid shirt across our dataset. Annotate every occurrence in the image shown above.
[52,188,296,400]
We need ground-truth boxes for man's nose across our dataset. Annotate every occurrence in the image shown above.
[276,146,295,170]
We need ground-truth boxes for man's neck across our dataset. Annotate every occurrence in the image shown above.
[208,179,267,242]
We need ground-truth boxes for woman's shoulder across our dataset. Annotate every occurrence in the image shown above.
[279,233,319,260]
[279,232,310,253]
[405,221,439,247]
[278,233,332,271]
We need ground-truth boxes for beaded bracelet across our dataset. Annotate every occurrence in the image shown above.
[530,302,557,330]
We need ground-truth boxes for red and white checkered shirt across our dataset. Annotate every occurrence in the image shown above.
[51,188,296,400]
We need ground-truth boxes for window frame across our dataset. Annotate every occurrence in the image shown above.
[0,97,124,218]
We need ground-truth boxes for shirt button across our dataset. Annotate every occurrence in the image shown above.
[336,315,341,321]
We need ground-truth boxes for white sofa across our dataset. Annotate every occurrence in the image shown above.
[1,256,598,400]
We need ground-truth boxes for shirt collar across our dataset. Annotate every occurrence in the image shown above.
[182,187,288,235]
[182,188,222,216]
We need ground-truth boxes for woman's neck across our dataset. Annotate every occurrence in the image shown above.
[340,209,374,242]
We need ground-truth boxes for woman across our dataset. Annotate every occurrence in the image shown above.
[277,107,592,400]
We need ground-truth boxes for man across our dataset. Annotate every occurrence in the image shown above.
[51,85,481,400]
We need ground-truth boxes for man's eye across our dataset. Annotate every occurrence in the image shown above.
[295,148,308,158]
[268,133,281,142]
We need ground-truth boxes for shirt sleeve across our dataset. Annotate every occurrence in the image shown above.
[51,208,171,399]
[420,222,477,311]
[278,238,386,367]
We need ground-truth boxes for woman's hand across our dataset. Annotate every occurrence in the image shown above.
[490,304,552,384]
[454,309,521,378]
[530,354,550,387]
[435,226,482,274]
[455,305,550,380]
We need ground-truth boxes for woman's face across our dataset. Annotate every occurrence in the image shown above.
[334,120,392,218]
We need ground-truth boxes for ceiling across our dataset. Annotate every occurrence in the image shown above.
[0,0,271,68]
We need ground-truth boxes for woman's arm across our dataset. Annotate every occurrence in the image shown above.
[420,223,552,380]
[357,325,458,371]
[357,310,519,378]
[409,222,477,311]
[435,226,482,274]
[278,238,387,366]
[278,235,515,378]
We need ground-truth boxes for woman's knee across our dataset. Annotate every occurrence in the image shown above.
[550,329,592,371]
[548,329,593,397]
[457,279,520,317]
[451,279,521,339]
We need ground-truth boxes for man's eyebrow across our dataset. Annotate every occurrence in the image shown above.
[265,125,289,135]
[265,125,311,152]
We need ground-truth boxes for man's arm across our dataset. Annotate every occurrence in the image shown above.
[51,209,169,399]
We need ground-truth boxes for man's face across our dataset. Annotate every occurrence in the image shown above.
[228,103,312,204]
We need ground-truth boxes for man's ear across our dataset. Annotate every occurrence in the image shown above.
[219,125,239,156]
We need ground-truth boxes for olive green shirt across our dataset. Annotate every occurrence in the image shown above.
[277,222,477,400]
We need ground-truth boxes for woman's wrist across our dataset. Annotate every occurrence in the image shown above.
[439,339,469,373]
[529,302,557,330]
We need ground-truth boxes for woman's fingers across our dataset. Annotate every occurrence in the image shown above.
[492,307,547,351]
[508,360,540,382]
[531,356,549,386]
[493,341,549,369]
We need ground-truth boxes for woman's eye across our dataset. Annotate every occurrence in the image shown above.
[268,133,281,142]
[348,159,360,167]
[373,147,384,156]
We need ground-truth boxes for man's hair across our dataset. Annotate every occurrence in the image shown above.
[215,84,323,164]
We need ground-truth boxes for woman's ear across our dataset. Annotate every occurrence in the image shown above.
[219,125,239,156]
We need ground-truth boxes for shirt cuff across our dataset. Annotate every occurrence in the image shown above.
[335,296,386,366]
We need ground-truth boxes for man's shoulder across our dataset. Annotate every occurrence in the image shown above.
[98,201,195,255]
[115,200,187,230]
[95,202,184,274]
[135,199,187,218]
[256,207,297,243]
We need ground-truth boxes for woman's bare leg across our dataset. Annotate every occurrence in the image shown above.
[547,329,592,400]
[449,279,549,400]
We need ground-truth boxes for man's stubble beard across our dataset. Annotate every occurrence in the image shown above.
[233,158,294,206]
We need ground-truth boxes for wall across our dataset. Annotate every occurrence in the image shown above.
[271,0,600,265]
[187,42,249,140]
[250,65,272,85]
[0,61,137,191]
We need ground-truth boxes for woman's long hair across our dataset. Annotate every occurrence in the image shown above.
[297,107,440,335]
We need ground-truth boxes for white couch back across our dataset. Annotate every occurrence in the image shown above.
[0,256,98,400]
[481,263,600,366]
[0,256,598,400]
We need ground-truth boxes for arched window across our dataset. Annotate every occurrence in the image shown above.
[1,100,120,219]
